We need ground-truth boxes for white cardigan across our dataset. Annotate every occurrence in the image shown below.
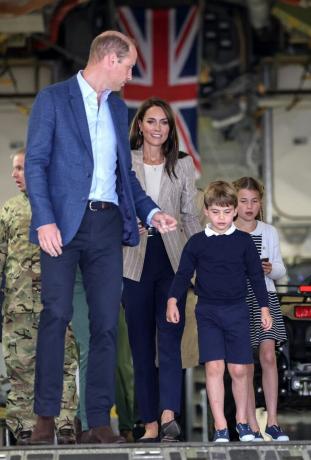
[251,220,286,293]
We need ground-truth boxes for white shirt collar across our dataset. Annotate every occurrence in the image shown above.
[205,223,236,237]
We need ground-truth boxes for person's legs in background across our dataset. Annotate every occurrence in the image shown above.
[3,311,40,445]
[55,325,78,444]
[3,311,78,445]
[71,269,89,440]
[116,307,136,442]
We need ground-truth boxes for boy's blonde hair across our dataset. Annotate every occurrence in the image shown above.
[204,180,237,209]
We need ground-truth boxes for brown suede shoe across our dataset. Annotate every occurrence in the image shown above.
[74,416,82,444]
[80,426,126,444]
[30,416,55,445]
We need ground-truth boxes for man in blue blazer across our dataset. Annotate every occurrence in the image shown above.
[25,30,177,445]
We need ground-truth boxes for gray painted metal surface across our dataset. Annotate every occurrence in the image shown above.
[0,442,310,460]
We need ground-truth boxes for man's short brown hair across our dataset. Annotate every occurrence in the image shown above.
[88,31,134,64]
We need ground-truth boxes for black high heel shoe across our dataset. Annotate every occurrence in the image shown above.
[160,420,181,442]
[136,436,159,443]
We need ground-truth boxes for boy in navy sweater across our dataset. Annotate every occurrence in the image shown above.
[167,181,272,442]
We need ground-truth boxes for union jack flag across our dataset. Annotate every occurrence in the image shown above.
[118,5,201,173]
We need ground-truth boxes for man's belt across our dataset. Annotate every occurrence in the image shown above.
[88,200,113,211]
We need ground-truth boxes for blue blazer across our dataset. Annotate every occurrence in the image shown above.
[25,76,156,247]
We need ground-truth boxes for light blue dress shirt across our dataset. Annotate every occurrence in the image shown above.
[77,71,118,204]
[76,71,158,224]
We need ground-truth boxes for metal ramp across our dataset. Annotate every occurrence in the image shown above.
[0,441,310,460]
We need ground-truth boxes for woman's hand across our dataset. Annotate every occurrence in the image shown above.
[137,221,147,236]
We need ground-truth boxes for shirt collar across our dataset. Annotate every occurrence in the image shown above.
[205,223,236,237]
[76,71,111,103]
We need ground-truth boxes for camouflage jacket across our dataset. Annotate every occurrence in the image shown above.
[0,193,42,314]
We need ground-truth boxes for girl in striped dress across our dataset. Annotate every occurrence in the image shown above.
[233,177,289,441]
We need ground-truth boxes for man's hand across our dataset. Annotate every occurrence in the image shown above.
[261,306,273,331]
[166,298,180,323]
[151,211,177,233]
[38,223,63,257]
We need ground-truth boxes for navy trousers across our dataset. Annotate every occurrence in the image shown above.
[122,234,186,423]
[34,205,123,428]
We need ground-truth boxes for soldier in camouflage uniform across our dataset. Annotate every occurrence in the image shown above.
[0,149,78,445]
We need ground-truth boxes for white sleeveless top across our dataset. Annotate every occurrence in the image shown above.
[143,162,164,204]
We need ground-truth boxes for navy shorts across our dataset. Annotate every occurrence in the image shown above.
[195,301,253,364]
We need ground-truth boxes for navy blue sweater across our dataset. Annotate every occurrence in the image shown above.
[169,230,269,307]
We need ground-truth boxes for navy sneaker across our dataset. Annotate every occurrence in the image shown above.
[265,425,289,441]
[236,423,255,441]
[252,430,264,441]
[213,428,230,442]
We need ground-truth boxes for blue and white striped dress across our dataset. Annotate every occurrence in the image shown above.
[246,234,287,348]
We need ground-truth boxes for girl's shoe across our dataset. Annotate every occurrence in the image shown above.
[265,425,289,441]
[236,423,255,441]
[213,428,230,442]
[252,430,264,441]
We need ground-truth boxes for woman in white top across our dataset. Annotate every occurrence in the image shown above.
[122,98,201,442]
